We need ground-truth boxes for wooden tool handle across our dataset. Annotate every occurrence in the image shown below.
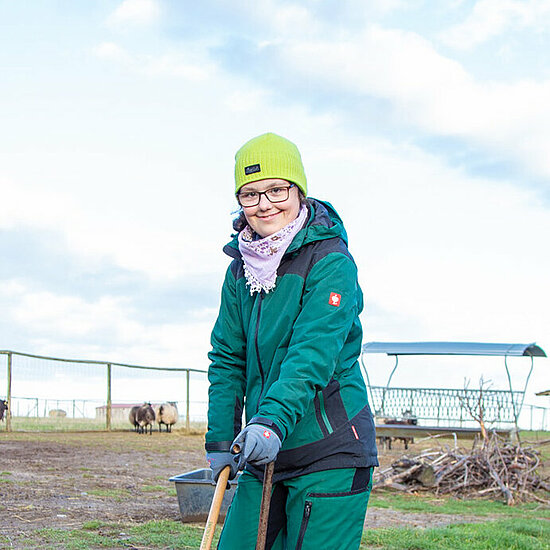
[255,461,275,550]
[199,465,230,550]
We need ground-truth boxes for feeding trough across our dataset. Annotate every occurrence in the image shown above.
[169,468,240,523]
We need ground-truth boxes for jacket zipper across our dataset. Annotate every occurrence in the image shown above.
[314,393,330,437]
[318,391,333,434]
[296,500,312,549]
[255,291,265,412]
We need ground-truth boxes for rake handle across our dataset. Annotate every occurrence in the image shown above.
[256,461,275,550]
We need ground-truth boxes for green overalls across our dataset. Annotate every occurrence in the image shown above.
[206,199,378,549]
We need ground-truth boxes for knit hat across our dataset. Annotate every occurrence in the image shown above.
[234,132,307,195]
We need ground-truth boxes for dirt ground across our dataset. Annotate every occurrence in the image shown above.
[0,430,524,544]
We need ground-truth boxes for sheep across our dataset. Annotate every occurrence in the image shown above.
[129,405,141,432]
[48,409,67,418]
[155,402,178,433]
[0,400,7,422]
[136,403,155,435]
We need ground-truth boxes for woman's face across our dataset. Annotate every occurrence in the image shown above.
[239,178,301,238]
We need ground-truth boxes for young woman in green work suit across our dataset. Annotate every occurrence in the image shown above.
[206,132,378,549]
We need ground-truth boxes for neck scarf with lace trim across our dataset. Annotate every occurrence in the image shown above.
[238,205,308,294]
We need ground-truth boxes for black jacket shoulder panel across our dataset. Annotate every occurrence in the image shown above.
[230,258,245,280]
[278,236,353,279]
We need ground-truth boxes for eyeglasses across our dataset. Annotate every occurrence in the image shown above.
[237,183,296,207]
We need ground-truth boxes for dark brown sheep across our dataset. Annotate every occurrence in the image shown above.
[128,405,141,432]
[136,403,155,435]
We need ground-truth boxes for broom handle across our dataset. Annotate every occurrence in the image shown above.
[199,466,231,550]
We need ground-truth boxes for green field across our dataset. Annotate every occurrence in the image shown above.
[4,505,548,550]
[3,415,207,433]
[1,428,548,549]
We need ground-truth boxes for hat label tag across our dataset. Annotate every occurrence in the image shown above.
[245,163,261,175]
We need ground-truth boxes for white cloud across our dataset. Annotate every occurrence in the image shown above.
[92,42,132,63]
[3,2,550,408]
[140,53,212,81]
[225,89,270,113]
[106,0,161,28]
[2,279,215,369]
[92,42,212,81]
[440,0,550,50]
[274,25,550,180]
[13,290,133,338]
[304,134,550,384]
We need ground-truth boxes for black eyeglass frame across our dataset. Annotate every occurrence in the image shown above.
[236,183,296,207]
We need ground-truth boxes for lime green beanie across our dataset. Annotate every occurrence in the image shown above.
[234,132,307,195]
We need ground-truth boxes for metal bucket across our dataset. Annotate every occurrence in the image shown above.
[169,468,240,523]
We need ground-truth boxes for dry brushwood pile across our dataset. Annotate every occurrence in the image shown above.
[374,434,550,505]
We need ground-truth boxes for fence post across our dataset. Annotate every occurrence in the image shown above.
[106,363,112,431]
[186,370,190,433]
[6,352,12,432]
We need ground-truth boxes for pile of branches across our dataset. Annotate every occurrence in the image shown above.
[374,434,550,505]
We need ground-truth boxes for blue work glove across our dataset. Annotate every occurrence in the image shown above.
[232,424,282,468]
[206,451,240,482]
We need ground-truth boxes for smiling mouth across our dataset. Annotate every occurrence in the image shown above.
[257,212,281,220]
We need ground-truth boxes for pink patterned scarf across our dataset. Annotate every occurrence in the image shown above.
[238,205,308,294]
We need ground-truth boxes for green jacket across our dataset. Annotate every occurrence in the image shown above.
[206,199,378,480]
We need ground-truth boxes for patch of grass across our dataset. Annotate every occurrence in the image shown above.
[33,527,119,549]
[5,416,208,435]
[360,518,549,549]
[0,471,11,476]
[521,430,550,441]
[369,492,550,519]
[140,483,177,496]
[142,484,167,492]
[87,488,130,500]
[0,430,207,454]
[34,519,218,549]
[10,416,109,432]
[25,517,550,550]
[82,520,103,530]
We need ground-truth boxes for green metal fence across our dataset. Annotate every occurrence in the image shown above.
[0,350,208,432]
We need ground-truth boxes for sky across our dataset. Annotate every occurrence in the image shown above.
[1,0,549,414]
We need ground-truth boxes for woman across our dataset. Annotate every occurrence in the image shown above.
[206,132,378,550]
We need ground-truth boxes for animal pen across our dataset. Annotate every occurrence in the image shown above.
[362,341,548,439]
[1,343,548,434]
[0,350,208,432]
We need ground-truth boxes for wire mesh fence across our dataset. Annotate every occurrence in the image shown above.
[0,350,208,432]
